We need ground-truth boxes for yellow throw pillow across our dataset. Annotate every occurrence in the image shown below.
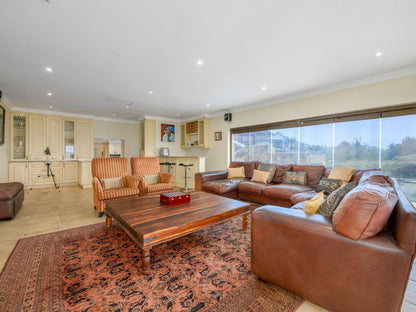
[101,177,124,190]
[251,169,271,184]
[303,191,325,214]
[227,166,245,179]
[328,166,356,184]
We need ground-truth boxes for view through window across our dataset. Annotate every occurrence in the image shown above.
[232,113,416,205]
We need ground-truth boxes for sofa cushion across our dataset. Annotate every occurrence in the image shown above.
[328,166,356,184]
[251,169,271,184]
[229,162,255,178]
[291,201,306,210]
[315,177,340,194]
[290,190,328,205]
[283,171,307,185]
[349,168,380,184]
[359,170,394,186]
[143,174,160,185]
[101,177,124,190]
[292,164,325,188]
[317,182,356,217]
[258,163,276,183]
[271,164,292,184]
[0,182,24,201]
[202,178,247,195]
[238,181,268,196]
[263,184,314,201]
[332,182,398,240]
[303,191,325,214]
[99,187,139,200]
[227,167,245,179]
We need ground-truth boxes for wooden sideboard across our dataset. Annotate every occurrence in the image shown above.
[159,156,206,189]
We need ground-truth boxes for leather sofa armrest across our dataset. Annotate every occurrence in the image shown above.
[159,172,174,183]
[125,175,140,189]
[92,177,103,193]
[195,170,228,190]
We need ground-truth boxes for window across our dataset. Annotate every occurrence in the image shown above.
[299,124,333,166]
[381,115,416,202]
[334,119,379,169]
[231,104,416,205]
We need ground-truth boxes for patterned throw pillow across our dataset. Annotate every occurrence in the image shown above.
[143,174,160,185]
[316,178,341,194]
[317,182,356,217]
[283,171,307,185]
[258,163,276,184]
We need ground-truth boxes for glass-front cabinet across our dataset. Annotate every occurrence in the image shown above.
[64,120,75,159]
[11,114,27,160]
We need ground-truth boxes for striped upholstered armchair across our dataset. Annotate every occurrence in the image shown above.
[91,158,140,217]
[130,157,175,195]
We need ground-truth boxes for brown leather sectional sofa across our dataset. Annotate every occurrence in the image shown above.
[195,161,364,207]
[195,161,416,312]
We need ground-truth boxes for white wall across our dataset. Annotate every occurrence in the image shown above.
[0,101,10,182]
[196,74,416,171]
[92,120,140,158]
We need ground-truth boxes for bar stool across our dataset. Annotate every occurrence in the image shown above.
[179,163,193,191]
[159,162,176,173]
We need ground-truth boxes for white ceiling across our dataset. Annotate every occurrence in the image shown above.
[1,0,416,122]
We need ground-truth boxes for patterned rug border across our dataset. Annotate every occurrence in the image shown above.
[0,220,304,311]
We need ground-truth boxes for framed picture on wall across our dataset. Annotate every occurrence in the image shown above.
[161,124,175,142]
[0,105,5,145]
[215,131,222,141]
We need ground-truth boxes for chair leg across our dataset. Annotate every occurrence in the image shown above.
[98,212,104,218]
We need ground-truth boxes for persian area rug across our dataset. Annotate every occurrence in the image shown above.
[0,218,303,312]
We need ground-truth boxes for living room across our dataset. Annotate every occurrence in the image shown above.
[1,1,416,311]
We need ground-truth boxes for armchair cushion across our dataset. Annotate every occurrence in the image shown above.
[143,174,160,185]
[159,172,174,183]
[99,188,139,201]
[101,177,124,190]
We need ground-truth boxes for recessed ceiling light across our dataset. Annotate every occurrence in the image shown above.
[47,92,52,96]
[49,105,53,109]
[45,67,53,72]
[261,86,267,91]
[196,59,204,66]
[206,104,211,107]
[149,90,153,94]
[125,104,130,108]
[112,113,116,117]
[176,113,180,116]
[376,51,383,57]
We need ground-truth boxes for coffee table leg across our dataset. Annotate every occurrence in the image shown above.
[242,213,248,231]
[106,215,112,227]
[141,247,151,274]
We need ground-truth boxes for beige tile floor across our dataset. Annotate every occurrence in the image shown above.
[0,186,415,312]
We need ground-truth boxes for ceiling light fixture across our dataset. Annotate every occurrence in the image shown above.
[45,67,53,72]
[376,51,383,57]
[47,92,52,96]
[206,104,211,107]
[125,104,130,108]
[196,59,204,66]
[176,113,180,116]
[112,113,116,117]
[149,90,153,94]
[261,86,267,91]
[49,105,53,109]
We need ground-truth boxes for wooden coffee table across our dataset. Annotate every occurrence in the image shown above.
[105,191,250,274]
